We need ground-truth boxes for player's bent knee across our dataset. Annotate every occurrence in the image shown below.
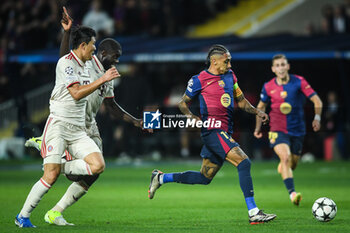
[91,164,105,175]
[280,155,290,165]
[43,164,61,184]
[43,170,60,185]
[91,163,105,174]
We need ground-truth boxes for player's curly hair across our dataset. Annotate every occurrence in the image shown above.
[206,44,229,66]
[71,25,96,49]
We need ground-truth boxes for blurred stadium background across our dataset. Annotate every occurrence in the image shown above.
[0,0,349,163]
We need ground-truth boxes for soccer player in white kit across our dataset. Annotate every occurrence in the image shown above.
[23,7,151,226]
[15,25,121,228]
[44,9,151,226]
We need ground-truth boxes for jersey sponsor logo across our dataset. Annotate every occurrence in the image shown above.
[48,145,53,152]
[280,102,292,114]
[280,91,288,99]
[305,85,310,89]
[65,66,73,75]
[270,90,276,94]
[218,80,225,87]
[207,80,214,85]
[220,93,231,108]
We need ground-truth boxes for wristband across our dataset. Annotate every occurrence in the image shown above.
[314,114,321,121]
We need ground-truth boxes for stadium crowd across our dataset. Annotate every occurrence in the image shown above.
[0,0,238,104]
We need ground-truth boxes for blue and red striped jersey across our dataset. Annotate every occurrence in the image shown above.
[185,69,241,134]
[260,74,316,136]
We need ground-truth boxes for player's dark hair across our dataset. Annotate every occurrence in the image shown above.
[71,25,96,50]
[98,38,122,57]
[272,54,288,65]
[206,44,229,66]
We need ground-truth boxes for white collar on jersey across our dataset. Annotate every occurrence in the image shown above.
[70,50,85,67]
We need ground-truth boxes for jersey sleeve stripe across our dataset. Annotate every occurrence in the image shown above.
[67,82,80,88]
[104,96,114,99]
[308,92,317,98]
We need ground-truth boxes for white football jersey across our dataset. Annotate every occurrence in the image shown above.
[83,55,114,126]
[49,51,88,126]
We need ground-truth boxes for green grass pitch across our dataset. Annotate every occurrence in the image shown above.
[1,160,349,233]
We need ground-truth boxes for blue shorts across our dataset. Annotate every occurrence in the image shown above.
[200,130,240,166]
[268,131,304,155]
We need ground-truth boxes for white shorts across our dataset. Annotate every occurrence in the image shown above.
[63,122,103,162]
[86,123,103,152]
[42,117,101,164]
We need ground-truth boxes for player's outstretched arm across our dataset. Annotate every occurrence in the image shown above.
[104,98,153,133]
[60,6,73,58]
[178,94,201,122]
[68,67,120,100]
[310,94,323,132]
[254,101,268,138]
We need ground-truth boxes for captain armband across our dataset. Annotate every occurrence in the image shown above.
[233,83,243,98]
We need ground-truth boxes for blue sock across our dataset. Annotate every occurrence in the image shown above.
[162,173,174,183]
[237,159,256,210]
[172,171,211,185]
[245,197,257,211]
[283,178,295,194]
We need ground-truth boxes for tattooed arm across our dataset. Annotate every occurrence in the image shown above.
[234,91,269,124]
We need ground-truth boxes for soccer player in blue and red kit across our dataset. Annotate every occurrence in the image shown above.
[254,54,322,206]
[148,45,276,224]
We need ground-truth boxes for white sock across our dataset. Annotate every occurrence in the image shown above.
[248,207,259,216]
[63,159,92,175]
[52,182,87,212]
[290,191,296,200]
[159,174,164,184]
[19,178,51,218]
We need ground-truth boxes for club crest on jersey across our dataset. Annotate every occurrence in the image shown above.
[280,91,288,99]
[65,66,73,75]
[218,80,225,88]
[221,93,231,108]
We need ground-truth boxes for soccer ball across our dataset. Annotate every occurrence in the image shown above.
[312,197,337,222]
